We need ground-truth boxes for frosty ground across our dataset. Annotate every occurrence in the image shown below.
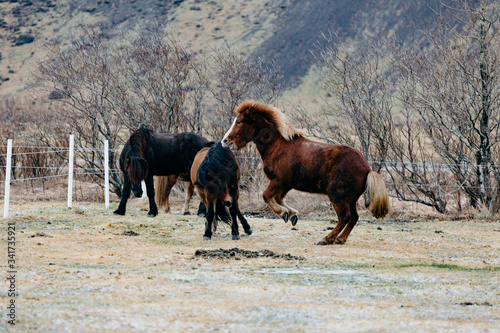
[2,201,499,332]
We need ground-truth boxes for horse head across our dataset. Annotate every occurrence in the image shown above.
[125,153,148,185]
[131,181,143,198]
[222,110,258,150]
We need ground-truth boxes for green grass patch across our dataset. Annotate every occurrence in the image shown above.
[394,263,499,271]
[62,263,111,270]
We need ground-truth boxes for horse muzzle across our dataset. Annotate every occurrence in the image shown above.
[221,139,234,149]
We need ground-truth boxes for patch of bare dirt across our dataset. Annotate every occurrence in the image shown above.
[194,248,305,260]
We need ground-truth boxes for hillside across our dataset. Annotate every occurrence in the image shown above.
[0,0,433,97]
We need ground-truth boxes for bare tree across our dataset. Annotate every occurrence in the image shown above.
[307,34,393,173]
[205,42,283,139]
[394,0,500,214]
[113,26,206,133]
[33,26,123,194]
[32,25,213,195]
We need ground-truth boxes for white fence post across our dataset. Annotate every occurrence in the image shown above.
[104,140,109,209]
[67,135,74,209]
[3,139,12,219]
[141,181,147,199]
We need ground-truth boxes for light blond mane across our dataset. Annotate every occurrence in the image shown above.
[234,100,304,141]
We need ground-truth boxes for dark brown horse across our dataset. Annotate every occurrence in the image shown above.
[222,100,390,245]
[191,142,252,240]
[114,129,210,217]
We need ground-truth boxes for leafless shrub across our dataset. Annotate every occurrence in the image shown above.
[297,34,450,212]
[33,26,123,194]
[392,0,500,214]
[204,42,283,139]
[112,26,207,133]
[31,25,284,198]
[296,0,500,215]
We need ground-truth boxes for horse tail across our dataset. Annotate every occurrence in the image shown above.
[155,176,169,209]
[365,171,390,219]
[215,199,231,225]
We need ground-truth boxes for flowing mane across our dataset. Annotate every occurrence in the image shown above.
[234,100,305,141]
[129,128,154,153]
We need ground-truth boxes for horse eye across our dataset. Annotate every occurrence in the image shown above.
[236,121,242,125]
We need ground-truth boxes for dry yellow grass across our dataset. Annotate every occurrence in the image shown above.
[1,200,498,332]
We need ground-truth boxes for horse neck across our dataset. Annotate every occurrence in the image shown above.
[253,129,288,161]
[129,131,151,158]
[128,148,143,160]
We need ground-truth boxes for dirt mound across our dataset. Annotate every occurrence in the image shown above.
[194,248,305,260]
[122,230,140,236]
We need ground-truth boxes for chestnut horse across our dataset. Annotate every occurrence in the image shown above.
[191,142,252,240]
[114,128,210,217]
[222,100,390,245]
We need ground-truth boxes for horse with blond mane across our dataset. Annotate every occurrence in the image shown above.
[222,100,390,245]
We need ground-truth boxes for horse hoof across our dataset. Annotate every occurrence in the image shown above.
[334,238,346,245]
[203,236,211,241]
[183,211,191,215]
[282,212,289,223]
[232,235,241,240]
[147,213,157,218]
[113,210,125,216]
[316,241,328,246]
[245,228,253,236]
[291,215,298,226]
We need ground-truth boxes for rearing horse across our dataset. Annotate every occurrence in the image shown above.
[222,100,390,245]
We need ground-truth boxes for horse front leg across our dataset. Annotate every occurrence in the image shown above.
[263,182,291,223]
[113,174,131,215]
[275,195,299,226]
[203,201,215,240]
[182,181,195,215]
[145,175,158,217]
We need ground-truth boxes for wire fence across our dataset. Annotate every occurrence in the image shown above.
[2,137,499,218]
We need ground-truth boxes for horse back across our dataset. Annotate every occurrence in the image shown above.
[190,147,210,185]
[265,138,371,195]
[151,132,210,176]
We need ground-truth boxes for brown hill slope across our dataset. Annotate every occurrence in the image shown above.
[0,0,433,96]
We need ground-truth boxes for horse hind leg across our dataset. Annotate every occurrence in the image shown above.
[317,202,350,245]
[238,210,252,235]
[335,201,359,244]
[182,181,195,215]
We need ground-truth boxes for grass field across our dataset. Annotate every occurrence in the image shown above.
[1,200,499,332]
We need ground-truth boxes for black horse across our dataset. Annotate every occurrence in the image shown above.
[114,128,210,217]
[191,142,252,240]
